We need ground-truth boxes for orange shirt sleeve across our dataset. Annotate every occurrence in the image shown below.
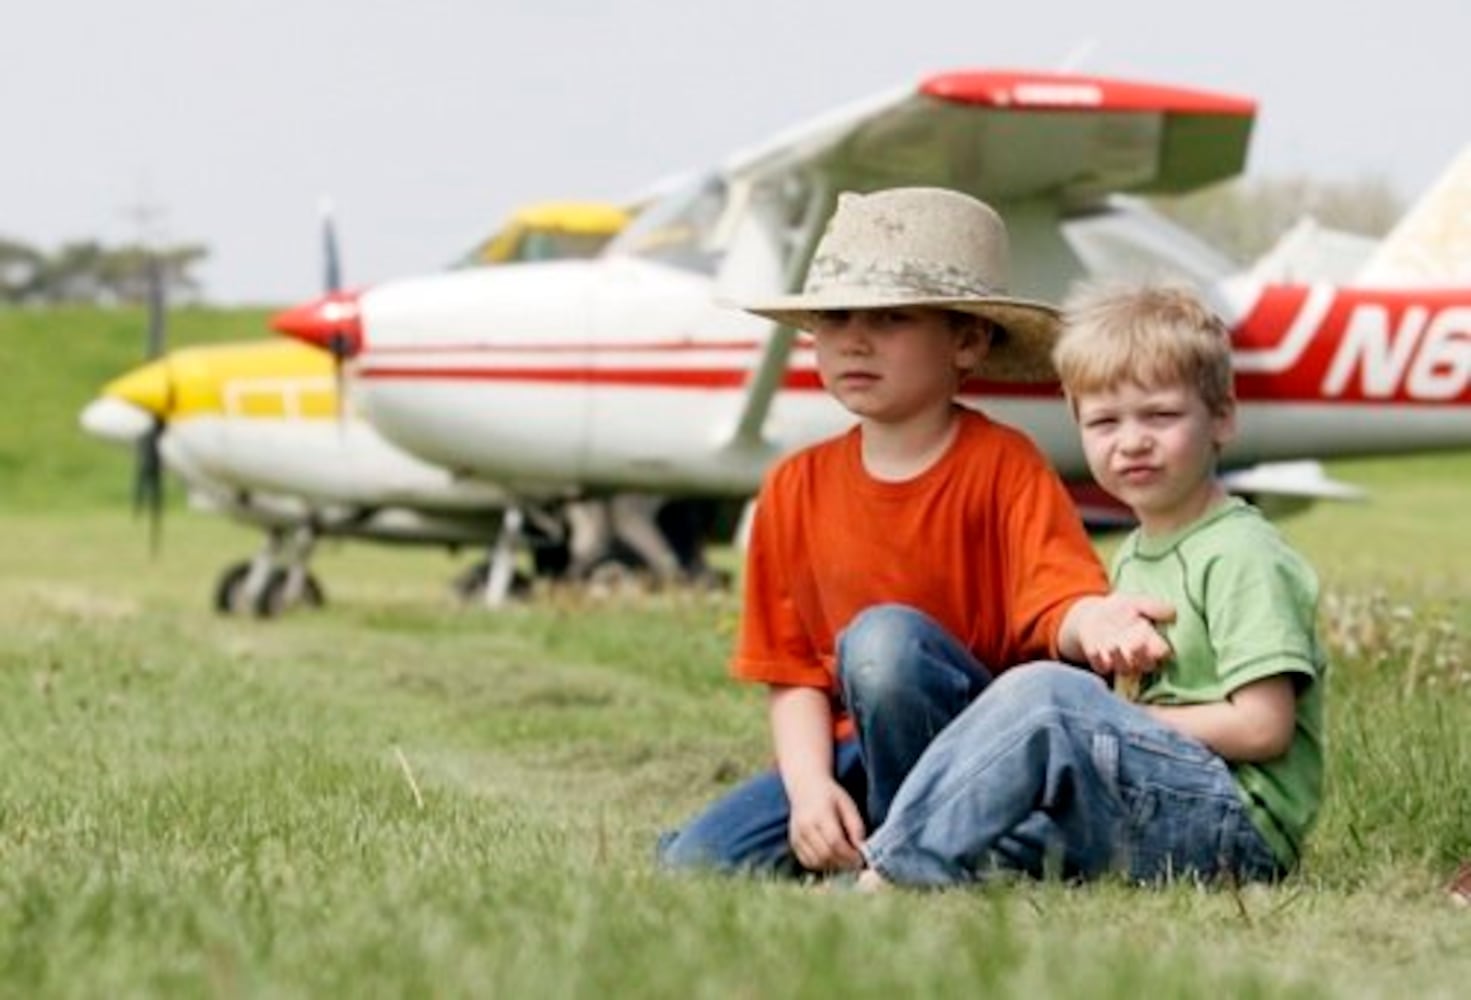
[729,465,830,689]
[997,434,1109,659]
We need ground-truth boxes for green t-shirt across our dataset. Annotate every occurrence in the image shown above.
[1111,497,1325,868]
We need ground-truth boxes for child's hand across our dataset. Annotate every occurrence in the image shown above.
[1061,593,1175,677]
[788,778,867,872]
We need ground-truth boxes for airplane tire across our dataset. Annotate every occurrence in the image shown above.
[583,551,646,593]
[449,559,534,602]
[213,561,253,615]
[253,569,326,618]
[451,559,490,600]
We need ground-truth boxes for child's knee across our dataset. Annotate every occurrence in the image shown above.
[988,661,1103,713]
[837,604,937,695]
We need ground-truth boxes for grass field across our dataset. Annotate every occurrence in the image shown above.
[3,308,1470,996]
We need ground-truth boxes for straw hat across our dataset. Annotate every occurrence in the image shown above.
[740,187,1061,382]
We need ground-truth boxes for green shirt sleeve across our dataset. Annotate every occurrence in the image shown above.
[1201,541,1320,695]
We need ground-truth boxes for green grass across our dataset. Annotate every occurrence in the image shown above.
[3,306,1471,995]
[3,469,1471,996]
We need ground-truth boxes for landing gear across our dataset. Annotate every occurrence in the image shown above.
[451,495,735,605]
[481,505,525,608]
[213,524,326,618]
[213,561,253,613]
[255,567,326,617]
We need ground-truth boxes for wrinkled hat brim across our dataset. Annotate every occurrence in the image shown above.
[740,289,1062,384]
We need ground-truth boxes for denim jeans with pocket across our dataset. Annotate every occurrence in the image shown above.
[658,604,992,875]
[861,661,1286,886]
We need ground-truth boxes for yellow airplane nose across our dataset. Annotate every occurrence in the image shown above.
[102,359,174,417]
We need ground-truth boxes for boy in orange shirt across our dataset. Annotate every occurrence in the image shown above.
[658,188,1171,876]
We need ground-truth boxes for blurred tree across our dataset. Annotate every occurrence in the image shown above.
[37,240,108,303]
[97,243,209,304]
[1151,173,1403,265]
[0,237,46,302]
[0,239,209,305]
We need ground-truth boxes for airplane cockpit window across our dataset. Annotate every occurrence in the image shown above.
[515,229,616,263]
[452,228,616,269]
[607,175,727,275]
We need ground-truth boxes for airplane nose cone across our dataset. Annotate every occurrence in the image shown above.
[81,358,173,443]
[80,397,155,444]
[271,290,363,356]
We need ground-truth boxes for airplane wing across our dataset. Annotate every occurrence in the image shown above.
[718,70,1256,452]
[722,70,1256,204]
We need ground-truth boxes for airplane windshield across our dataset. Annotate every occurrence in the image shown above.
[452,227,619,269]
[607,175,727,275]
[513,229,615,263]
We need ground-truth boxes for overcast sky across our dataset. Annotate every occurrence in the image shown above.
[5,0,1467,304]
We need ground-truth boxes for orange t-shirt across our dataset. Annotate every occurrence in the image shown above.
[731,406,1108,740]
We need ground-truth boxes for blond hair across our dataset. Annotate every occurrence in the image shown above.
[1052,284,1234,415]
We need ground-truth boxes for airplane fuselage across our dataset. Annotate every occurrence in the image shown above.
[83,340,509,542]
[344,261,1471,498]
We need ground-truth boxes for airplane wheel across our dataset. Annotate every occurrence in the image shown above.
[449,559,533,602]
[583,553,646,594]
[253,569,326,618]
[452,559,490,600]
[213,561,253,615]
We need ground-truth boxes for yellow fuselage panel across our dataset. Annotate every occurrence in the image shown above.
[103,340,341,420]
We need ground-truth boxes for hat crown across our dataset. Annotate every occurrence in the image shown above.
[805,187,1012,300]
[733,185,1061,383]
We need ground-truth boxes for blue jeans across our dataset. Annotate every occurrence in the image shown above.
[862,662,1285,886]
[658,605,993,875]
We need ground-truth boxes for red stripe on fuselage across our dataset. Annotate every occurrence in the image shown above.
[355,365,1053,397]
[362,338,788,355]
[358,366,820,390]
[355,284,1471,406]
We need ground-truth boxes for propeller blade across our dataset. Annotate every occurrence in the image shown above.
[135,251,169,554]
[321,198,343,294]
[132,418,166,556]
[319,198,348,426]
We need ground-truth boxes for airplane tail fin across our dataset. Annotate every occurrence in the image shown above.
[1356,144,1471,287]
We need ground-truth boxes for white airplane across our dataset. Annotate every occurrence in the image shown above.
[80,338,528,615]
[271,69,1471,582]
[79,201,708,616]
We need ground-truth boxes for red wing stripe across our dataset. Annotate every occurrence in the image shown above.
[920,71,1255,116]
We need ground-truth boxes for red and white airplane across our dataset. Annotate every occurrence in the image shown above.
[273,70,1471,573]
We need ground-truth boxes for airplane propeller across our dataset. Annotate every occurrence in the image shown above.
[322,198,343,296]
[270,206,364,376]
[132,252,168,554]
[319,200,353,424]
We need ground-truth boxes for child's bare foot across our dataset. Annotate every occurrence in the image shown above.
[856,868,890,893]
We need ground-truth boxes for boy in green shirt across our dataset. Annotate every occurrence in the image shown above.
[858,285,1325,886]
